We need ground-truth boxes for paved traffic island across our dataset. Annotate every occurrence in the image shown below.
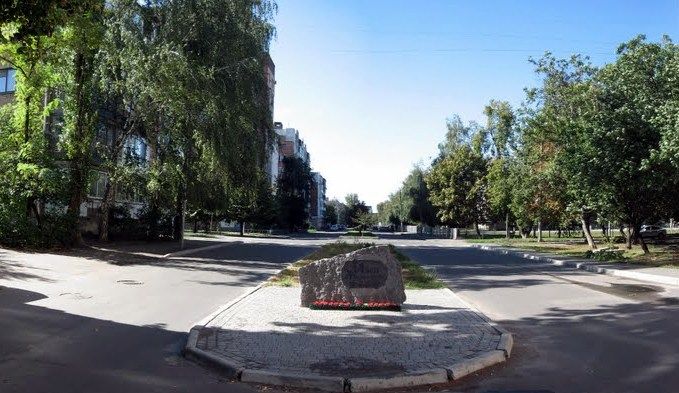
[185,245,512,392]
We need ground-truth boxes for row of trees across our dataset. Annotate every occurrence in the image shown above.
[0,0,279,246]
[324,194,372,229]
[377,165,437,230]
[381,35,679,254]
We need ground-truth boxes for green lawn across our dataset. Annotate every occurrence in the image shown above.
[465,236,679,267]
[268,242,445,289]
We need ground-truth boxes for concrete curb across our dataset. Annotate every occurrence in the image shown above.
[468,244,679,287]
[185,286,511,391]
[349,369,449,392]
[446,350,507,380]
[442,287,513,358]
[241,369,346,392]
[183,327,244,379]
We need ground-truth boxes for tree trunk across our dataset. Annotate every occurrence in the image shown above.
[240,221,245,236]
[174,148,190,244]
[505,212,510,239]
[626,224,633,249]
[193,218,198,233]
[23,93,35,223]
[66,50,95,246]
[474,221,481,237]
[30,202,42,228]
[537,220,542,242]
[174,180,186,242]
[633,223,650,254]
[580,210,597,250]
[98,179,116,241]
[148,203,159,240]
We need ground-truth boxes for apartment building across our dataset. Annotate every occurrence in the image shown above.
[275,124,310,163]
[310,171,326,229]
[0,66,16,105]
[0,65,149,234]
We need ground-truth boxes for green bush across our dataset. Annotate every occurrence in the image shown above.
[0,210,75,248]
[585,248,625,262]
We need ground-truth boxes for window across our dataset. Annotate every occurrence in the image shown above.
[89,172,108,199]
[0,68,16,93]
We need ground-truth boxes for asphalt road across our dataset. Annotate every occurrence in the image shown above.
[2,235,679,393]
[402,245,679,393]
[0,240,316,393]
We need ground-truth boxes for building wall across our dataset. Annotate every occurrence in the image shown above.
[275,126,309,164]
[266,138,281,187]
[310,172,326,228]
[0,65,16,106]
[0,65,149,232]
[0,92,14,106]
[263,53,275,120]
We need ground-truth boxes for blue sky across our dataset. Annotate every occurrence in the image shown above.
[269,0,679,208]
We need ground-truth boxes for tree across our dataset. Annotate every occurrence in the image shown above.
[482,100,516,160]
[227,175,276,236]
[478,100,518,238]
[354,211,377,236]
[0,1,84,40]
[524,53,600,248]
[344,193,370,228]
[277,157,311,231]
[486,158,514,238]
[323,203,338,226]
[436,115,480,162]
[0,8,71,242]
[426,143,487,235]
[154,0,276,243]
[390,188,411,231]
[587,36,678,253]
[327,198,348,226]
[403,166,437,226]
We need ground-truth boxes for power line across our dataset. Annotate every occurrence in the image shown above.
[327,47,614,56]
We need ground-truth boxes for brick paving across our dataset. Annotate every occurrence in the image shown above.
[195,287,503,378]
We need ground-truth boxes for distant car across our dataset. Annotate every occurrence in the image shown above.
[330,224,339,231]
[639,225,667,239]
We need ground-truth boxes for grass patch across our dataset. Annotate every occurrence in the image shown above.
[387,245,445,289]
[267,242,373,287]
[268,241,445,289]
[466,237,679,267]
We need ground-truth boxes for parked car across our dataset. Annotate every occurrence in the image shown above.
[639,225,667,239]
[329,224,339,231]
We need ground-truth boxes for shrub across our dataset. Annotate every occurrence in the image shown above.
[585,248,625,262]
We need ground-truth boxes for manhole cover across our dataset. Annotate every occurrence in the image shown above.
[58,292,93,300]
[117,280,143,285]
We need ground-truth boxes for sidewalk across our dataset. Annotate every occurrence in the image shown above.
[54,237,239,265]
[185,286,512,392]
[468,243,679,287]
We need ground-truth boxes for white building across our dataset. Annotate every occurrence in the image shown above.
[310,172,326,228]
[275,124,310,164]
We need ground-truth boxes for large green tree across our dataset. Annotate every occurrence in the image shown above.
[481,100,517,238]
[588,36,678,252]
[426,142,487,235]
[277,157,311,231]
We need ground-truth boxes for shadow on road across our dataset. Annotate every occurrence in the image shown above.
[0,286,260,393]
